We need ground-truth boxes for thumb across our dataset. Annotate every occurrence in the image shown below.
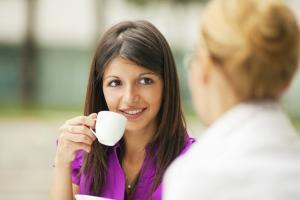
[88,113,97,119]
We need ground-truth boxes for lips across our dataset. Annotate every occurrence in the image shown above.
[119,108,146,120]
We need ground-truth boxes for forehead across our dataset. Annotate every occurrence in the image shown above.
[103,57,153,77]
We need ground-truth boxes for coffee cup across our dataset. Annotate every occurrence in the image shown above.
[90,111,127,146]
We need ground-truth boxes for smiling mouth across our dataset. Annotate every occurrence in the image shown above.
[120,108,146,120]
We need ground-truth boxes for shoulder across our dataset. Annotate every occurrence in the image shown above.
[163,150,203,199]
[179,133,196,155]
[164,150,300,199]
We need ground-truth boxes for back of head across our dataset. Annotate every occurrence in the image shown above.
[200,0,300,100]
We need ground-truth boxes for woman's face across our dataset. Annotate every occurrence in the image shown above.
[102,57,163,133]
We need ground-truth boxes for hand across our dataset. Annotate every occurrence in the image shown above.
[55,113,97,167]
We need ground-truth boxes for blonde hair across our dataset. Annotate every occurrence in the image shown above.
[200,0,300,100]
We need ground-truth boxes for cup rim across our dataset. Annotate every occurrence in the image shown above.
[97,111,127,121]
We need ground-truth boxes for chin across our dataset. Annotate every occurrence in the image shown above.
[125,124,144,132]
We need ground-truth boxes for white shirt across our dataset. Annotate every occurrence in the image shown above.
[163,101,300,200]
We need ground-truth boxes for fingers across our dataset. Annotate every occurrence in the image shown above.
[58,113,98,151]
[58,138,92,154]
[88,113,97,119]
[58,131,94,154]
[61,132,94,145]
[61,125,96,141]
[66,113,97,128]
[55,114,99,165]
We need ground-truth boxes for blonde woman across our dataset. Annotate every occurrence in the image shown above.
[164,0,300,199]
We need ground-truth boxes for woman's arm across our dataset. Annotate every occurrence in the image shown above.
[72,184,79,197]
[50,163,74,200]
[50,114,97,200]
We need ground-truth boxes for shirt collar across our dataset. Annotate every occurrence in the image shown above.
[201,100,281,143]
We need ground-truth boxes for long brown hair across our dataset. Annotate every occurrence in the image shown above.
[82,20,186,196]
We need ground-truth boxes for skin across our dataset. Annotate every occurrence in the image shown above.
[50,56,163,199]
[51,114,97,200]
[188,48,239,126]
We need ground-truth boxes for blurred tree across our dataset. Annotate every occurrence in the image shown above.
[22,0,37,108]
[126,0,209,6]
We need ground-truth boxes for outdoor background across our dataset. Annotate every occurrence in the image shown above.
[0,0,299,199]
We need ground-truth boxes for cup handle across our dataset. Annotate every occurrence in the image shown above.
[90,128,96,135]
[90,118,97,135]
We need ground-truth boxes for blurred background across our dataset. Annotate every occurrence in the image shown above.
[0,0,299,199]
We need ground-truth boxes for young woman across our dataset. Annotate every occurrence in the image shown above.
[51,20,194,200]
[164,0,300,199]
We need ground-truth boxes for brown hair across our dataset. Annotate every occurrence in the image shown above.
[200,0,300,100]
[82,20,186,196]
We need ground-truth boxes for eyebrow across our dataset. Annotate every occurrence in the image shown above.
[139,72,157,76]
[103,72,157,80]
[103,76,119,81]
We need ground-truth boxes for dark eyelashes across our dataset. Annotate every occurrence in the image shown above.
[106,77,155,87]
[140,77,154,85]
[107,80,121,87]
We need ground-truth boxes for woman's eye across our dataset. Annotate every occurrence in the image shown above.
[108,80,121,87]
[140,77,154,85]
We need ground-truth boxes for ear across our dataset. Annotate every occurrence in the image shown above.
[278,78,293,96]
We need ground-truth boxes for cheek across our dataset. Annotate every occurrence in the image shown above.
[151,94,163,111]
[103,89,120,111]
[188,68,208,122]
[143,87,163,111]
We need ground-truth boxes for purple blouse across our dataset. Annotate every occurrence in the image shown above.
[72,135,195,200]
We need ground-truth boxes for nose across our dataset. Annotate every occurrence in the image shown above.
[122,84,139,105]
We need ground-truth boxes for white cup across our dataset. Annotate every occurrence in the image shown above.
[75,194,114,200]
[90,111,127,146]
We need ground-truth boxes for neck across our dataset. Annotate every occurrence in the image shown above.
[121,124,156,185]
[123,122,156,163]
[211,93,240,123]
[208,70,241,125]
